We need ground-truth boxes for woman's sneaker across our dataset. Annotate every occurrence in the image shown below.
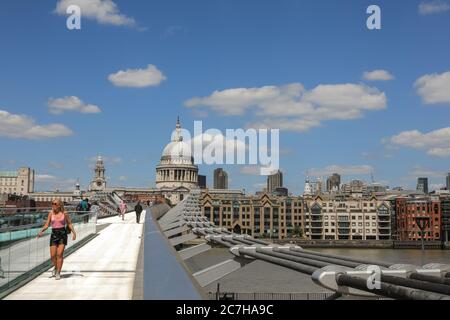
[51,268,56,278]
[55,273,61,280]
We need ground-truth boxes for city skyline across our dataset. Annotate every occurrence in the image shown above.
[1,0,450,193]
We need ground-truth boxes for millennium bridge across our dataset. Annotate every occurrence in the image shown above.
[1,190,450,300]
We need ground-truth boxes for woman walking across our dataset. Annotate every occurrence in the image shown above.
[119,200,127,221]
[37,199,76,280]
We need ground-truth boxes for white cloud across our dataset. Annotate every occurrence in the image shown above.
[118,176,127,181]
[108,64,166,88]
[308,165,373,177]
[185,83,387,132]
[35,174,58,182]
[415,71,450,104]
[419,1,450,15]
[48,96,101,114]
[240,166,263,175]
[389,127,450,157]
[409,166,446,179]
[430,183,445,191]
[0,109,73,139]
[55,0,135,27]
[49,162,64,169]
[363,70,394,81]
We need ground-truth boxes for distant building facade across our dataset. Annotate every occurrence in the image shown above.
[200,191,392,240]
[267,170,283,194]
[326,174,341,192]
[417,177,429,194]
[395,196,441,241]
[441,196,450,242]
[213,168,228,189]
[198,175,207,189]
[0,167,35,196]
[446,173,450,191]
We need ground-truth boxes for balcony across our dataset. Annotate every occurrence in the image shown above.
[311,229,323,235]
[311,222,323,229]
[338,222,350,228]
[378,211,390,216]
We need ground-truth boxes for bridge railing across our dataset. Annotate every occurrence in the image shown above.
[0,211,97,298]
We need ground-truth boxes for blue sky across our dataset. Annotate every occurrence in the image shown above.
[0,0,449,193]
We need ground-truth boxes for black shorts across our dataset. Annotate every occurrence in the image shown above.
[50,228,67,246]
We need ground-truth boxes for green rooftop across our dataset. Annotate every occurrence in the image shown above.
[0,171,18,177]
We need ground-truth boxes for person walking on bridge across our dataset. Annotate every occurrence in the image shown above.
[119,200,127,221]
[37,199,76,280]
[134,201,143,224]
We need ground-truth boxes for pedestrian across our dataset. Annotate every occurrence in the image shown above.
[81,198,89,211]
[134,201,143,224]
[37,199,76,280]
[119,200,127,221]
[0,257,5,279]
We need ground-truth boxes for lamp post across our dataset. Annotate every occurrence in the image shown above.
[415,216,431,251]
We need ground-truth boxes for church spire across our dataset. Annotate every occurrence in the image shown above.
[174,117,183,142]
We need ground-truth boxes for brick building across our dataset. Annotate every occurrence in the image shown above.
[396,196,441,241]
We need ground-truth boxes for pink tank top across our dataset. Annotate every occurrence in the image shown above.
[51,212,66,229]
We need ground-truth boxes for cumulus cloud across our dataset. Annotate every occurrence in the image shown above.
[363,70,394,81]
[108,64,166,88]
[55,0,135,27]
[389,127,450,157]
[419,1,450,15]
[185,83,387,132]
[0,109,73,139]
[48,96,101,114]
[308,165,374,177]
[415,71,450,104]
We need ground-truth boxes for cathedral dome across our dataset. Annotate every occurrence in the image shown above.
[156,118,199,192]
[161,140,193,165]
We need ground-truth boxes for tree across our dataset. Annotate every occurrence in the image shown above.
[292,225,303,238]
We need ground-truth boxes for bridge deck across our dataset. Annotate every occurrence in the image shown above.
[4,211,145,300]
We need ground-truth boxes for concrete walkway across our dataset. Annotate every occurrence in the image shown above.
[5,211,146,300]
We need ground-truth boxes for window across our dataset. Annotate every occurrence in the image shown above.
[352,222,356,226]
[325,229,329,233]
[358,223,363,227]
[324,222,329,226]
[366,222,370,226]
[358,216,362,220]
[372,222,376,227]
[372,229,376,233]
[366,229,370,233]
